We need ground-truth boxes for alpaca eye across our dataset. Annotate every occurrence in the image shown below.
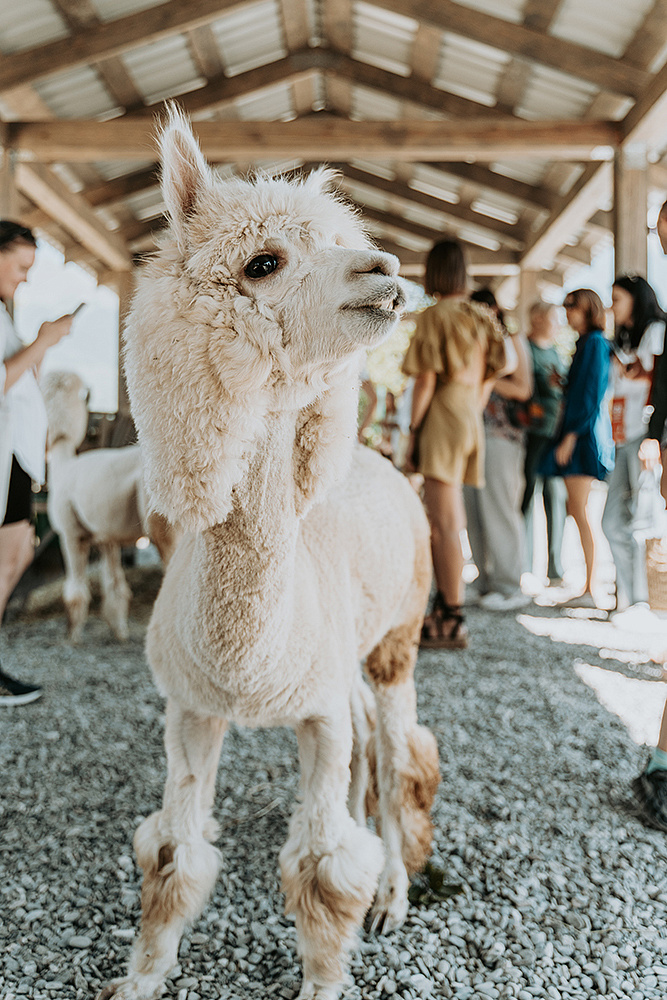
[244,253,279,279]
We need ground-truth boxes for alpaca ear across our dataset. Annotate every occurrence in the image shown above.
[159,105,212,243]
[293,375,358,518]
[304,166,342,196]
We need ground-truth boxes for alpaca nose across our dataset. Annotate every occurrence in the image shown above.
[352,251,399,277]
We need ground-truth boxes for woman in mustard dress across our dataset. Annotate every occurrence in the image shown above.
[403,240,509,648]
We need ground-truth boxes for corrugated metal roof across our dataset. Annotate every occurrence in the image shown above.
[452,0,524,24]
[0,0,67,53]
[34,66,119,119]
[121,35,204,106]
[434,34,511,108]
[352,1,416,77]
[550,0,654,58]
[91,0,166,23]
[517,65,598,120]
[209,0,286,77]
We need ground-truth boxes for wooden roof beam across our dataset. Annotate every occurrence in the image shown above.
[7,118,622,163]
[372,0,648,99]
[15,161,132,272]
[0,0,253,94]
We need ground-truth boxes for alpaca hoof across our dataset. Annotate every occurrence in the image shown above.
[297,980,340,1000]
[368,865,409,934]
[96,976,164,1000]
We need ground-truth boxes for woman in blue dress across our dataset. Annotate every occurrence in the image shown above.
[541,288,614,607]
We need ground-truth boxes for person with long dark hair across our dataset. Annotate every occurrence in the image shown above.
[541,289,614,608]
[402,240,511,648]
[602,274,666,612]
[0,221,75,704]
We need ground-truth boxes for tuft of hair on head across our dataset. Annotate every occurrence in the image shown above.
[157,102,212,249]
[302,166,343,197]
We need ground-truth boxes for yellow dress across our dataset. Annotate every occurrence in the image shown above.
[402,299,507,486]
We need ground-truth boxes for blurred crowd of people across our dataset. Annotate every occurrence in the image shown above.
[358,209,667,833]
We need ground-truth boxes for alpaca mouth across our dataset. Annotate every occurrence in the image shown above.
[343,290,406,314]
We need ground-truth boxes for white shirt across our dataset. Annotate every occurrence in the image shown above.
[0,302,48,484]
[610,320,665,444]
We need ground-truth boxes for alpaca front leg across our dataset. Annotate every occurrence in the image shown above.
[280,712,385,1000]
[364,625,440,933]
[97,700,227,1000]
[60,529,91,643]
[99,542,132,640]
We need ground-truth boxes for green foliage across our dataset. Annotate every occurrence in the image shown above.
[407,860,464,906]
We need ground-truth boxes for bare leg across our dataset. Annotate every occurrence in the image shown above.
[99,542,132,640]
[364,619,440,932]
[0,519,34,623]
[422,478,466,607]
[280,710,385,1000]
[98,700,227,1000]
[564,475,596,594]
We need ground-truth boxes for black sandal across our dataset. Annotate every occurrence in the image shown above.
[420,592,468,650]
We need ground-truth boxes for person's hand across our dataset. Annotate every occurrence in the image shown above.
[639,437,662,470]
[555,432,576,467]
[404,430,419,473]
[37,314,74,349]
[624,359,647,380]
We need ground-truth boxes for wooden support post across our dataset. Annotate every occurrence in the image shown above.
[518,268,540,334]
[0,147,18,218]
[115,269,135,420]
[613,142,648,276]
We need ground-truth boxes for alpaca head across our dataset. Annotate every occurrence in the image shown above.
[125,107,405,531]
[41,371,89,451]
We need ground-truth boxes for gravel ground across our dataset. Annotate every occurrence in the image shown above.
[2,567,667,1000]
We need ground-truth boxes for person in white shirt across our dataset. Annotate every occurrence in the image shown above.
[0,221,74,705]
[602,274,666,612]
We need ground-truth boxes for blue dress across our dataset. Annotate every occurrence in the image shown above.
[540,328,615,481]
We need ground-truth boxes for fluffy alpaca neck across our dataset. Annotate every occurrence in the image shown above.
[47,438,78,469]
[193,410,300,656]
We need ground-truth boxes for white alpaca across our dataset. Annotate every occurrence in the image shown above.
[42,371,175,642]
[97,109,439,1000]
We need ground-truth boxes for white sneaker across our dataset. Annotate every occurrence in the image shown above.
[479,591,532,611]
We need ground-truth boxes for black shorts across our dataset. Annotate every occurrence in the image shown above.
[2,456,32,526]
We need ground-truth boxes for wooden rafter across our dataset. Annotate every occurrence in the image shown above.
[15,162,132,271]
[5,118,621,162]
[0,0,251,94]
[371,0,648,99]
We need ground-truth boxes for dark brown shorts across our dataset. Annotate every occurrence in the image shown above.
[2,456,32,526]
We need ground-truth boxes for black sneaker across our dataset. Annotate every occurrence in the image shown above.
[0,666,42,706]
[632,764,667,832]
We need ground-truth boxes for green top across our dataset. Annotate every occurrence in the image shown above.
[526,341,567,438]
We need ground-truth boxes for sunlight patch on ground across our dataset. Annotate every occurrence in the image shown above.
[574,661,666,748]
[517,613,665,660]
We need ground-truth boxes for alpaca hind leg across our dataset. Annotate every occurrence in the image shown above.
[97,700,227,1000]
[280,710,385,1000]
[60,529,91,643]
[364,623,440,933]
[99,542,132,640]
[348,672,375,826]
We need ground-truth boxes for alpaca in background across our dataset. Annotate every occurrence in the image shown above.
[97,109,439,1000]
[42,371,175,641]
